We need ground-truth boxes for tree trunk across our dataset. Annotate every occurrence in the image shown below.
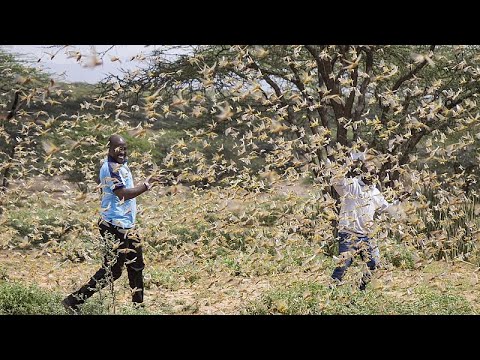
[1,143,16,191]
[1,91,21,192]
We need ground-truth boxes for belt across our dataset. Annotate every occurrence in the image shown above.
[98,218,133,230]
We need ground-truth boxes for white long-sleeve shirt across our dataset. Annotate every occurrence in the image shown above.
[332,176,394,236]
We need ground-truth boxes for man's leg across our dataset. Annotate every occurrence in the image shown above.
[125,229,145,304]
[370,237,381,267]
[63,224,126,311]
[331,233,354,282]
[359,237,377,290]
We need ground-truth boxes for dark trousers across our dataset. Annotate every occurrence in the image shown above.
[66,221,145,306]
[331,232,377,289]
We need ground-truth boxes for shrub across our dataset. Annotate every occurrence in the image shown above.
[0,281,65,315]
[382,243,418,270]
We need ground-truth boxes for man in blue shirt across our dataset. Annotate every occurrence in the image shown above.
[62,134,161,313]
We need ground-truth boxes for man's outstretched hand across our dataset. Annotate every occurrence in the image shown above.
[146,175,163,187]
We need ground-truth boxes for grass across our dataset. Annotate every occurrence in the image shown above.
[145,261,203,291]
[0,278,132,315]
[414,187,480,264]
[2,174,480,314]
[243,280,474,315]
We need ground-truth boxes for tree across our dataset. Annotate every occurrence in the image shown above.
[1,49,46,189]
[0,48,71,192]
[97,45,480,193]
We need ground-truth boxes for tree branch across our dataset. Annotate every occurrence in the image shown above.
[392,45,436,92]
[353,46,374,122]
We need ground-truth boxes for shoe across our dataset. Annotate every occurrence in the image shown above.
[133,302,145,309]
[62,297,80,314]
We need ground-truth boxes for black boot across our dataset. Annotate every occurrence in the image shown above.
[62,295,81,314]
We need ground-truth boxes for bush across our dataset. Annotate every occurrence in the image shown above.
[382,243,418,270]
[0,280,112,315]
[6,207,83,247]
[0,281,65,315]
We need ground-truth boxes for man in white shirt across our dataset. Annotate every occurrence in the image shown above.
[328,151,398,290]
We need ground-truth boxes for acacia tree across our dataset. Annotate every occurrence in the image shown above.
[97,45,480,194]
[1,49,47,190]
[0,48,77,193]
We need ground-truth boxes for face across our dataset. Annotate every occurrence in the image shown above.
[348,160,364,177]
[361,161,377,184]
[109,138,128,164]
[349,160,375,184]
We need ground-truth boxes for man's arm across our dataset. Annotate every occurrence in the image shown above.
[114,183,149,201]
[113,176,162,201]
[373,190,402,219]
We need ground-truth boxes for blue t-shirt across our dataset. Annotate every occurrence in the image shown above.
[99,156,137,228]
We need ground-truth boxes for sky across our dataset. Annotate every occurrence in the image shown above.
[3,45,153,84]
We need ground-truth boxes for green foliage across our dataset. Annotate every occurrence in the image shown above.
[243,281,330,314]
[117,304,151,315]
[47,82,100,116]
[145,268,179,290]
[164,223,212,248]
[415,187,480,262]
[0,279,144,315]
[219,229,248,251]
[0,280,65,315]
[0,48,50,92]
[410,286,473,315]
[145,262,202,291]
[5,206,83,247]
[383,243,418,269]
[101,45,480,179]
[221,255,242,276]
[243,280,474,315]
[417,122,480,193]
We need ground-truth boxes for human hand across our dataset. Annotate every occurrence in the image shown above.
[146,175,163,185]
[143,176,164,191]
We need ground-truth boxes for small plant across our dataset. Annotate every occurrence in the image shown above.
[243,281,328,315]
[0,280,65,315]
[0,267,7,281]
[413,187,480,262]
[382,243,418,270]
[222,256,242,276]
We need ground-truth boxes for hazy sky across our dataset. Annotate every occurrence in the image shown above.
[3,45,153,83]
